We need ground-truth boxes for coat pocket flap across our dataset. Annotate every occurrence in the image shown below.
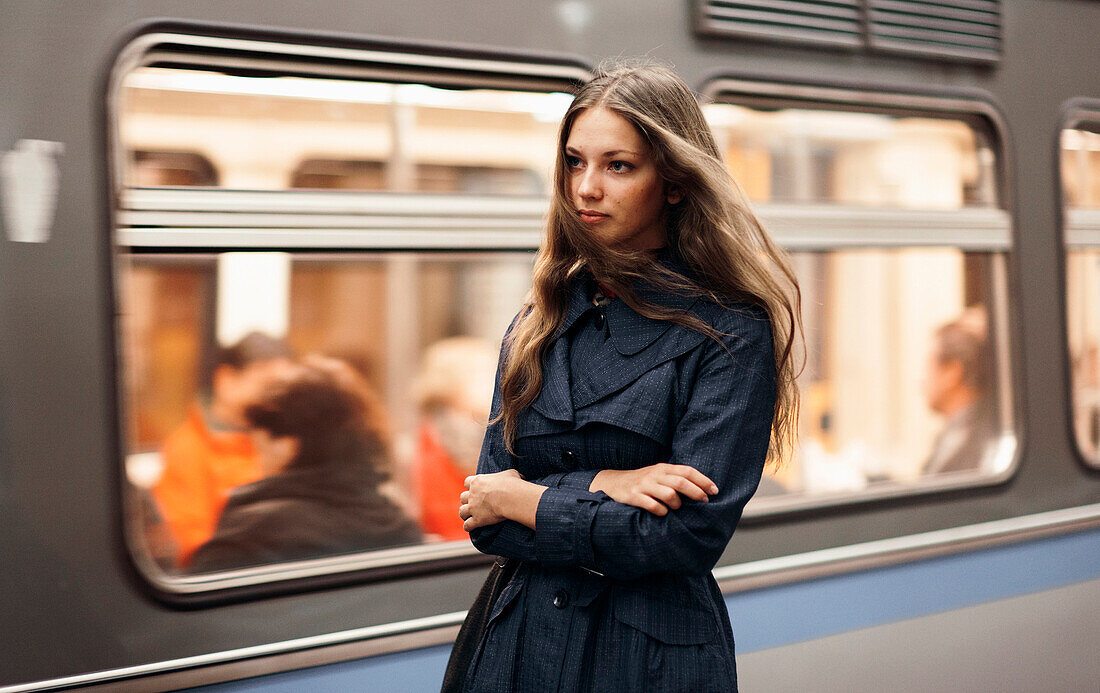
[610,585,717,645]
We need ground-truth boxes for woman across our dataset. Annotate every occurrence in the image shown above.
[457,63,802,691]
[189,356,422,572]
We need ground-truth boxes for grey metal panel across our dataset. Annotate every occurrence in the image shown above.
[5,501,1098,692]
[738,578,1100,692]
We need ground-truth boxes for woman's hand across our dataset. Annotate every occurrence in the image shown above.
[589,463,718,516]
[461,469,544,532]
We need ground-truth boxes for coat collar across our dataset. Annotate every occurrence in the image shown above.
[527,247,707,429]
[552,246,701,357]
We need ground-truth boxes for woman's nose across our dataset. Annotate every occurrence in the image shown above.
[576,168,601,200]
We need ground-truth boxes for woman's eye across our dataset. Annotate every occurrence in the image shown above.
[565,155,582,169]
[609,161,633,173]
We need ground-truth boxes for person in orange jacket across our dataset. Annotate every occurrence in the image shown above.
[153,332,294,568]
[411,337,497,541]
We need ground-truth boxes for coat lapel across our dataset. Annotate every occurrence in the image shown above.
[570,317,705,410]
[529,335,575,424]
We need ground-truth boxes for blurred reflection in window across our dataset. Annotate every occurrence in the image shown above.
[189,355,422,572]
[122,252,533,574]
[410,337,498,541]
[131,150,219,187]
[1064,125,1100,466]
[920,308,997,475]
[777,250,1008,499]
[703,104,998,208]
[704,98,1011,506]
[152,332,295,568]
[115,58,575,581]
[288,159,544,194]
[117,67,571,194]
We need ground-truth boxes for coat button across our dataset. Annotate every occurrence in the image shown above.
[592,311,605,330]
[552,590,570,609]
[561,449,577,464]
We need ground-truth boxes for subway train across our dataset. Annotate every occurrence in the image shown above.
[1,1,1099,691]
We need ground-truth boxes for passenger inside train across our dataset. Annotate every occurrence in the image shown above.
[411,337,497,542]
[921,307,997,476]
[188,355,422,572]
[152,332,295,568]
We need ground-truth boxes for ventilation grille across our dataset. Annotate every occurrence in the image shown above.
[697,1,864,48]
[867,0,1001,62]
[695,0,1002,63]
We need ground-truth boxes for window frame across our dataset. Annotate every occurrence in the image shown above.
[1059,97,1100,471]
[698,74,1022,519]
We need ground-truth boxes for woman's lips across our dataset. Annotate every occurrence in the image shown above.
[578,210,608,224]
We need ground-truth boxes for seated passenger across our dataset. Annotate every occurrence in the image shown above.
[410,337,496,541]
[189,356,422,572]
[153,332,294,568]
[921,309,997,475]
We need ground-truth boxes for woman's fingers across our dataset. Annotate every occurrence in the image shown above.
[647,482,682,510]
[658,464,718,495]
[632,465,719,516]
[683,467,719,495]
[664,474,710,502]
[636,494,668,516]
[596,464,719,515]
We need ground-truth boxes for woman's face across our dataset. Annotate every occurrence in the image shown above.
[564,107,681,251]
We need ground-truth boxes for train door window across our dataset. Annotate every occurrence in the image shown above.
[1062,111,1100,468]
[702,81,1015,514]
[110,31,586,593]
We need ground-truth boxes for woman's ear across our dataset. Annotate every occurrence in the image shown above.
[666,185,683,205]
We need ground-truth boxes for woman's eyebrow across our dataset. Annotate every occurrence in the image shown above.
[564,146,640,157]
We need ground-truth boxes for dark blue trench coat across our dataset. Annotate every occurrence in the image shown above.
[464,249,777,693]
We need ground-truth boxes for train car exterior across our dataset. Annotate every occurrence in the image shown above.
[1,1,1098,691]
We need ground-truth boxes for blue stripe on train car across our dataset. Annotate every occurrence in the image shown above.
[188,525,1100,692]
[729,525,1100,652]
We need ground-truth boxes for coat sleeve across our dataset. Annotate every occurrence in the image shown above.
[470,309,777,580]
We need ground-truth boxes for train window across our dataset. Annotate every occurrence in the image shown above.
[110,32,585,592]
[1063,118,1100,468]
[702,82,1016,514]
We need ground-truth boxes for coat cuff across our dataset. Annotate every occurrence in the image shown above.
[535,487,601,568]
[539,469,602,492]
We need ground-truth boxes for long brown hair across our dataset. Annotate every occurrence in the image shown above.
[494,62,803,468]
